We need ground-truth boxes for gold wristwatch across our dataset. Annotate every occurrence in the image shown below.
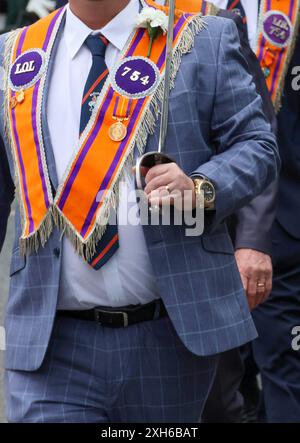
[193,177,216,210]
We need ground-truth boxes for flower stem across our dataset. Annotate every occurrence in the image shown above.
[147,35,154,58]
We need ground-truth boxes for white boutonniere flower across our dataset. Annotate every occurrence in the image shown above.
[26,0,56,18]
[136,7,169,57]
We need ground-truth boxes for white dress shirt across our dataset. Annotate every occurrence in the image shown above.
[208,0,258,50]
[48,1,160,309]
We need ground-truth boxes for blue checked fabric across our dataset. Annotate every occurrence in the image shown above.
[80,34,119,270]
[5,315,218,422]
[0,16,279,372]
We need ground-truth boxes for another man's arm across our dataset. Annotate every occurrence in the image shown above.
[193,19,280,241]
[0,136,14,253]
[219,11,278,309]
[233,184,277,309]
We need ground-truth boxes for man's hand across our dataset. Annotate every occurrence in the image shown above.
[26,0,56,19]
[235,248,273,311]
[144,163,196,210]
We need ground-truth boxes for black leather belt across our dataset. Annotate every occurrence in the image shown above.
[57,299,167,328]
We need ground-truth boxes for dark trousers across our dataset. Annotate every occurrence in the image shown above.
[202,349,244,423]
[241,220,300,423]
[251,222,300,423]
[204,221,300,423]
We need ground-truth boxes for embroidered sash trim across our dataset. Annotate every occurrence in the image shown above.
[4,2,206,260]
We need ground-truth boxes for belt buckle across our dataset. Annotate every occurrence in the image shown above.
[94,309,129,328]
[115,311,129,328]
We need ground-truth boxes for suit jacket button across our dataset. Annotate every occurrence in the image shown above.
[53,247,60,258]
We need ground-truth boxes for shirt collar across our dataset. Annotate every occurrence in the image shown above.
[65,0,140,60]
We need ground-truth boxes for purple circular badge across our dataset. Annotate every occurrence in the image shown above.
[263,11,292,48]
[111,57,160,99]
[9,49,47,91]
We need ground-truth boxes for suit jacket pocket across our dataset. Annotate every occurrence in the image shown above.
[201,233,235,255]
[9,248,26,276]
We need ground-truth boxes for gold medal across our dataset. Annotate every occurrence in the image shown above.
[109,121,127,142]
[109,96,133,141]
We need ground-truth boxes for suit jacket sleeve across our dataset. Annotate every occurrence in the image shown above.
[232,180,278,254]
[218,11,278,255]
[0,135,14,253]
[192,18,280,229]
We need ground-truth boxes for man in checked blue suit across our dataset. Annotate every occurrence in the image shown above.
[0,0,279,422]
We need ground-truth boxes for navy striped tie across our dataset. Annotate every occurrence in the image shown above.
[80,34,119,270]
[227,0,248,27]
[80,34,109,133]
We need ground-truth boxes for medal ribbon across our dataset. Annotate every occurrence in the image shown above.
[113,96,132,121]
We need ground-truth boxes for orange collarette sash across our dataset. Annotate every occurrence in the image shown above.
[4,2,205,260]
[255,0,300,112]
[176,0,300,112]
[173,0,219,15]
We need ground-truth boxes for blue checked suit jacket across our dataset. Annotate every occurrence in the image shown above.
[0,15,280,371]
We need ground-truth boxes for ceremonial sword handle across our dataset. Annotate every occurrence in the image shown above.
[135,0,176,190]
[135,151,174,190]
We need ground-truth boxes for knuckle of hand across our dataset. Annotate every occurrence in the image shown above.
[247,266,255,274]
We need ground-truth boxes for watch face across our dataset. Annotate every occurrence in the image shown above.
[202,182,215,203]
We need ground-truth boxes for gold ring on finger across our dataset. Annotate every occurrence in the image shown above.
[257,282,265,288]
